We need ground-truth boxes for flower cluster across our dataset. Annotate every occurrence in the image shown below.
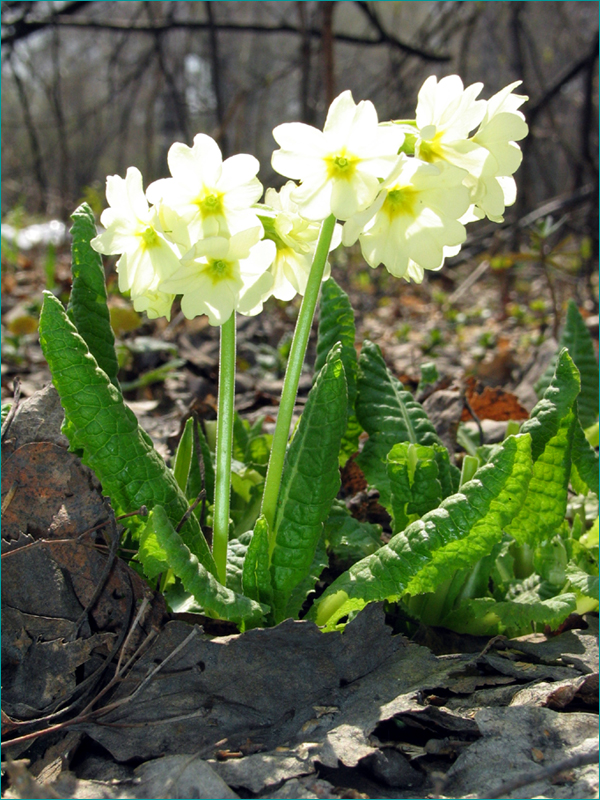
[272,78,527,280]
[92,76,527,323]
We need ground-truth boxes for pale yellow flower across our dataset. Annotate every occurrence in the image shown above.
[272,91,405,221]
[146,134,263,240]
[343,155,470,280]
[159,227,275,326]
[91,167,183,320]
[260,182,342,300]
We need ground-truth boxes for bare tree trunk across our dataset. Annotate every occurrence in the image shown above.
[298,1,313,124]
[7,55,48,211]
[146,1,190,144]
[321,1,335,108]
[48,24,70,217]
[205,0,226,153]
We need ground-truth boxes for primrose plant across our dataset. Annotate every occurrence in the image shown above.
[39,76,599,634]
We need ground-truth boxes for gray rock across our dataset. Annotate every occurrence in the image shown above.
[363,747,423,788]
[134,755,239,799]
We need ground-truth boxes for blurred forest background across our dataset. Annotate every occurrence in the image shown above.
[1,1,599,412]
[2,1,598,225]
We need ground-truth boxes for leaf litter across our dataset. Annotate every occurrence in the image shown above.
[2,236,599,798]
[0,389,597,799]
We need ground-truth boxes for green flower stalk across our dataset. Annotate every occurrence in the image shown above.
[212,312,237,584]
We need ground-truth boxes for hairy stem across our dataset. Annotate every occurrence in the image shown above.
[213,312,236,584]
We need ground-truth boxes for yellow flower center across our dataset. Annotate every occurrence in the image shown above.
[207,258,234,283]
[417,130,445,163]
[326,152,358,180]
[197,191,224,216]
[139,226,160,248]
[383,186,417,218]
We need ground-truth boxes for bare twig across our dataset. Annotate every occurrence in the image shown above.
[463,393,484,447]
[14,14,451,60]
[1,377,21,442]
[481,748,600,799]
[71,502,121,639]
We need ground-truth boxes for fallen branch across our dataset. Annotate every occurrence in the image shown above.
[481,748,600,800]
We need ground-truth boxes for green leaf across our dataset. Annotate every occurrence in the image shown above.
[66,203,119,387]
[506,349,580,546]
[416,361,439,396]
[323,500,382,568]
[535,300,599,427]
[39,291,216,576]
[186,420,215,508]
[339,412,362,466]
[571,417,599,496]
[226,531,253,594]
[310,434,532,630]
[232,413,250,462]
[242,516,273,608]
[315,278,357,405]
[283,536,328,621]
[140,506,266,627]
[270,342,348,623]
[565,563,599,601]
[315,277,361,465]
[232,413,271,474]
[355,340,454,509]
[387,442,446,534]
[439,593,578,637]
[173,417,194,492]
[230,462,263,535]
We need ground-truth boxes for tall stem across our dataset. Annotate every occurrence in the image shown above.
[261,214,336,541]
[213,311,236,584]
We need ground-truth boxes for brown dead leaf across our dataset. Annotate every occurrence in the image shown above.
[340,455,367,496]
[462,376,529,422]
[1,442,107,541]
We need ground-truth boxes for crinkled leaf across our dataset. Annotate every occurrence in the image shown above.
[533,536,568,586]
[324,500,382,568]
[571,416,599,496]
[233,413,271,474]
[230,463,263,536]
[242,516,273,608]
[39,292,216,576]
[315,278,357,405]
[315,277,360,465]
[439,593,578,637]
[565,563,599,605]
[270,343,347,623]
[355,340,454,509]
[140,506,266,626]
[339,411,362,466]
[311,434,532,630]
[67,203,119,387]
[283,536,328,621]
[173,417,194,492]
[226,531,253,594]
[387,442,447,534]
[186,420,215,508]
[506,349,580,546]
[535,300,599,428]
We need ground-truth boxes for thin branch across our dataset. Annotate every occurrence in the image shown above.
[9,14,451,60]
[353,0,451,61]
[1,0,91,47]
[527,30,599,125]
[481,748,600,800]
